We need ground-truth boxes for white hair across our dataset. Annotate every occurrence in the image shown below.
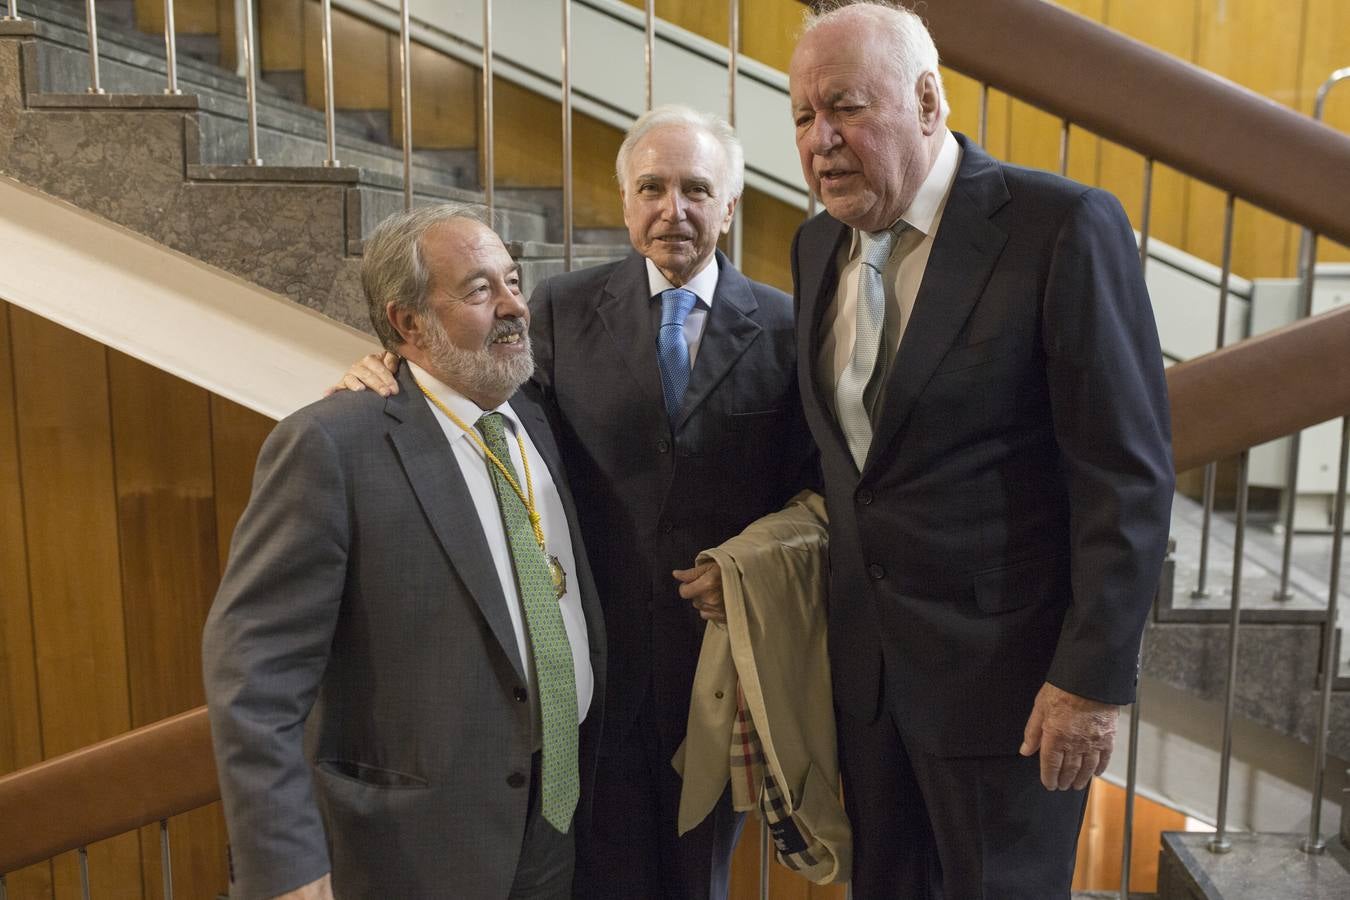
[615,104,745,200]
[802,1,947,114]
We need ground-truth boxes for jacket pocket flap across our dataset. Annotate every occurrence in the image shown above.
[973,554,1069,614]
[315,759,429,789]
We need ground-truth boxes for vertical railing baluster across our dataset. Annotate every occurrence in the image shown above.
[1137,159,1153,271]
[1194,195,1237,601]
[160,818,174,900]
[482,0,495,218]
[807,191,817,219]
[243,0,262,165]
[644,0,655,111]
[977,83,988,147]
[727,0,741,269]
[758,821,770,900]
[561,0,573,272]
[84,0,105,94]
[1058,119,1070,176]
[320,0,340,167]
[2,2,19,23]
[163,0,180,94]
[1210,450,1251,853]
[1,871,8,900]
[1120,631,1146,899]
[398,0,412,211]
[79,846,91,899]
[1301,415,1349,854]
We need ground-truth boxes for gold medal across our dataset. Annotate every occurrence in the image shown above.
[549,555,567,600]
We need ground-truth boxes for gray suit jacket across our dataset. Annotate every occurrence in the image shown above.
[202,365,606,900]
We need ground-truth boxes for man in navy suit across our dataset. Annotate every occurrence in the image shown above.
[783,3,1173,897]
[340,106,815,900]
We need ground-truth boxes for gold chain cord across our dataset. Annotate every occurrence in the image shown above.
[413,377,547,549]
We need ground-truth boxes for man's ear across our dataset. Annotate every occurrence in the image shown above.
[385,301,420,348]
[720,195,740,235]
[917,71,942,134]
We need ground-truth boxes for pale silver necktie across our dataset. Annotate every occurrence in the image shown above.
[836,225,902,471]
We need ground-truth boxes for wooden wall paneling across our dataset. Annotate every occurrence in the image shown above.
[304,1,390,112]
[8,309,142,897]
[260,0,306,73]
[1299,0,1350,265]
[1070,778,1188,891]
[941,67,982,143]
[135,0,219,35]
[216,0,237,73]
[209,395,275,570]
[740,187,796,293]
[1007,98,1069,174]
[387,38,479,151]
[620,0,729,47]
[107,352,228,900]
[1186,0,1305,278]
[0,302,54,899]
[740,0,805,72]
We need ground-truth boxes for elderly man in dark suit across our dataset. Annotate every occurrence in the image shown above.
[782,2,1174,897]
[339,106,815,899]
[203,206,605,900]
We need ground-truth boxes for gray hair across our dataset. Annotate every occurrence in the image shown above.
[615,104,745,201]
[802,1,947,114]
[361,203,487,351]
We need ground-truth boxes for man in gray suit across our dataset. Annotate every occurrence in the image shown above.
[202,205,606,900]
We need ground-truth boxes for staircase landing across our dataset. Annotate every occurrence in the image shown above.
[1158,832,1350,899]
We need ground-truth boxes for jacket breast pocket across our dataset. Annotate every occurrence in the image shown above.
[973,554,1069,614]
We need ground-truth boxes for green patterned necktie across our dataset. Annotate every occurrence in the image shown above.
[475,412,579,833]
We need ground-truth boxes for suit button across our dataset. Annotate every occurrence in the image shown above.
[857,490,873,505]
[513,687,527,703]
[662,521,674,534]
[868,564,885,580]
[657,439,670,453]
[507,772,526,788]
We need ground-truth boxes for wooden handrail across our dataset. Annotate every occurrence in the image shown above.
[798,0,1350,247]
[0,707,217,873]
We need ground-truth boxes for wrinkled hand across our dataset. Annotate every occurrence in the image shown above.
[674,561,725,623]
[1019,682,1118,791]
[270,873,334,900]
[324,351,401,397]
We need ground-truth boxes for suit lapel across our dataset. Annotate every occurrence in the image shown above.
[596,252,666,414]
[385,366,527,683]
[796,217,853,462]
[675,250,761,431]
[864,139,1010,473]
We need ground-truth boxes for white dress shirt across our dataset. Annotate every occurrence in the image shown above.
[818,130,962,411]
[646,253,721,368]
[407,362,593,723]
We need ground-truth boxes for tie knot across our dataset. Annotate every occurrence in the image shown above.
[660,288,698,328]
[475,411,507,446]
[859,225,902,270]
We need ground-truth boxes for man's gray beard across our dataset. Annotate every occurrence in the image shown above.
[421,315,534,403]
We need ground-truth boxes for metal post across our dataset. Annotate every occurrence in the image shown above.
[1,872,8,900]
[1120,634,1146,899]
[1058,119,1070,176]
[1300,415,1349,855]
[807,192,817,219]
[1209,450,1251,853]
[79,846,91,899]
[561,0,573,272]
[977,83,989,147]
[2,1,19,23]
[160,818,175,899]
[242,0,262,165]
[759,821,770,900]
[398,0,413,211]
[1195,195,1236,600]
[727,0,741,269]
[320,0,340,167]
[482,0,494,217]
[84,0,105,94]
[1138,159,1154,272]
[163,0,181,94]
[1275,68,1346,599]
[644,0,655,111]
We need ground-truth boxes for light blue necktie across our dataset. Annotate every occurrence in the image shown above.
[836,225,903,471]
[657,288,699,421]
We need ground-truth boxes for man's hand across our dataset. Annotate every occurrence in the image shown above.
[270,873,334,900]
[675,561,726,623]
[324,351,402,397]
[1019,682,1119,791]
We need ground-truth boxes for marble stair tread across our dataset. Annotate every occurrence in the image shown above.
[1159,832,1350,899]
[27,91,199,109]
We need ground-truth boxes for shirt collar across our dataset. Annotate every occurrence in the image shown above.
[406,360,523,441]
[849,129,961,255]
[645,253,720,309]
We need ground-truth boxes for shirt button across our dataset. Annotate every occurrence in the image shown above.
[857,490,873,505]
[657,439,670,453]
[868,564,886,580]
[513,687,527,703]
[507,772,526,789]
